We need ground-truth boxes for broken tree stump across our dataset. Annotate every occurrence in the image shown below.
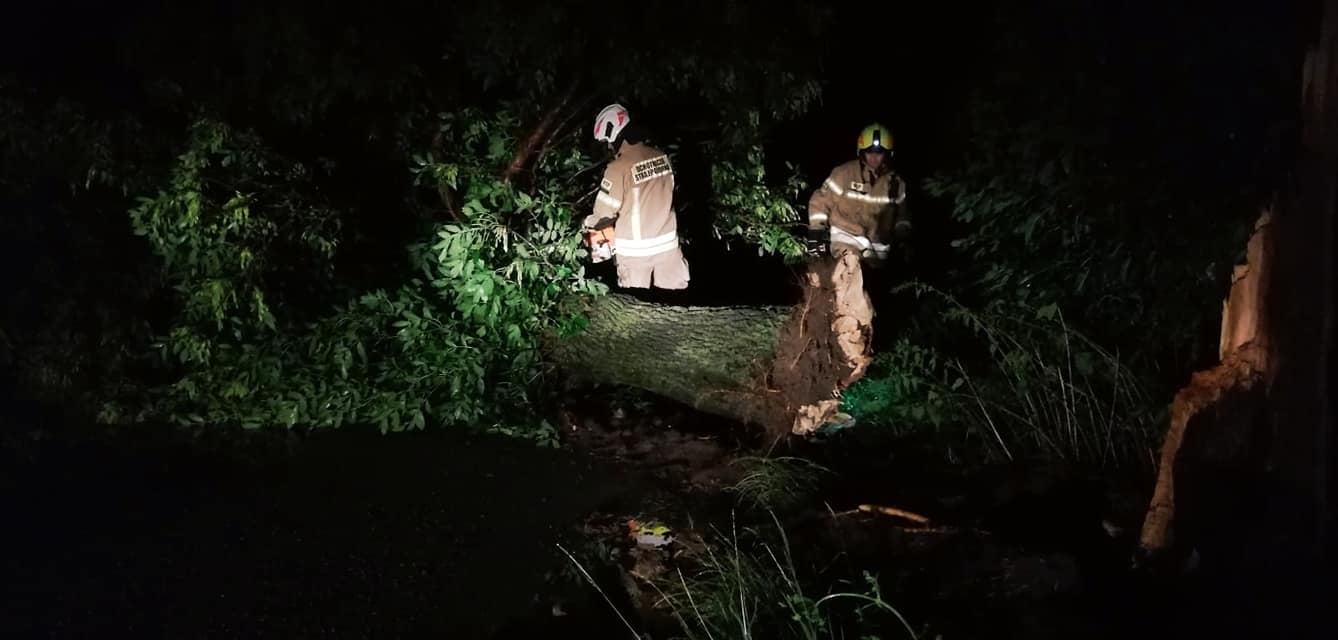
[1138,211,1274,555]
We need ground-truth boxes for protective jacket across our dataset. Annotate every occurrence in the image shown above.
[584,141,689,289]
[584,141,680,259]
[807,159,909,256]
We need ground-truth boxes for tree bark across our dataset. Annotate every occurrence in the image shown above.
[503,84,585,189]
[552,293,790,417]
[1267,0,1336,565]
[548,252,875,438]
[1137,0,1336,601]
[1137,212,1273,554]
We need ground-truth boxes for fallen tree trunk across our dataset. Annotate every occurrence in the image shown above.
[549,252,875,437]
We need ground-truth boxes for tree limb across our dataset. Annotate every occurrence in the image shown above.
[535,93,595,169]
[503,83,582,189]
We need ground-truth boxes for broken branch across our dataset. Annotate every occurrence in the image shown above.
[503,83,581,188]
[830,504,932,525]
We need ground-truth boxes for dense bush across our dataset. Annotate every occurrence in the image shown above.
[104,111,595,437]
[841,3,1292,465]
[922,3,1290,381]
[844,286,1158,468]
[4,1,829,436]
[3,1,1293,462]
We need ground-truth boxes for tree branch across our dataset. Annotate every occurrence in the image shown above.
[536,93,595,170]
[502,83,583,189]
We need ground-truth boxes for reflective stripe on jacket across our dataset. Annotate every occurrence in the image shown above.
[807,159,908,246]
[584,141,679,258]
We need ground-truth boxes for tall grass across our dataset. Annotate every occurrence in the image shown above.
[727,456,831,513]
[845,282,1159,467]
[560,512,919,640]
[655,513,918,639]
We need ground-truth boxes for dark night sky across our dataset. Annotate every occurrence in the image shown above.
[1,0,1301,161]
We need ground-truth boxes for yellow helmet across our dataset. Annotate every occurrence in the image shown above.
[856,123,893,154]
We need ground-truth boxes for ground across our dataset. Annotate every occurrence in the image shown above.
[1,394,627,638]
[0,385,1307,639]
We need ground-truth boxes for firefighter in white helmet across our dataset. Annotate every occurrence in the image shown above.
[806,123,911,263]
[582,103,690,290]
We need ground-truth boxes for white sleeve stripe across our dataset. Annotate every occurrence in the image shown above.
[823,178,844,195]
[596,192,622,208]
[843,192,892,204]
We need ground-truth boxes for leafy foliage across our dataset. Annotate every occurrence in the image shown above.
[0,81,165,406]
[7,0,1286,461]
[707,115,811,260]
[835,3,1295,465]
[0,81,154,197]
[920,108,1247,378]
[922,3,1289,380]
[129,119,342,366]
[113,3,432,132]
[844,284,1158,467]
[111,110,604,437]
[0,0,847,435]
[839,337,950,433]
[447,0,827,121]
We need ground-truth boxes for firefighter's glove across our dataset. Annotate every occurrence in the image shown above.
[805,227,828,257]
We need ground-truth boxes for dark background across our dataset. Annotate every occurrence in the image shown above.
[1,1,1327,637]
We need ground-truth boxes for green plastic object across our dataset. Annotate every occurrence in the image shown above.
[812,411,858,438]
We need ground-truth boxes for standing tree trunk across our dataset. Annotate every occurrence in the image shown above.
[549,252,875,438]
[1266,0,1337,564]
[1137,2,1335,632]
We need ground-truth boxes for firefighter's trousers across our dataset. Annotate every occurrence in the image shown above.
[616,248,690,290]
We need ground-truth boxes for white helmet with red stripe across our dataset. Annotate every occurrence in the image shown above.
[593,103,630,144]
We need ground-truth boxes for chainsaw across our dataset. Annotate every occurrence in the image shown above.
[585,226,616,263]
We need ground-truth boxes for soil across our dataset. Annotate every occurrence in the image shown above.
[769,251,874,438]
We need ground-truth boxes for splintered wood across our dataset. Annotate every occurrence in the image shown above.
[832,503,933,526]
[1138,211,1273,554]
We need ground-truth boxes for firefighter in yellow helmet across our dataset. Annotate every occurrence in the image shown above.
[582,103,690,290]
[806,123,911,262]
